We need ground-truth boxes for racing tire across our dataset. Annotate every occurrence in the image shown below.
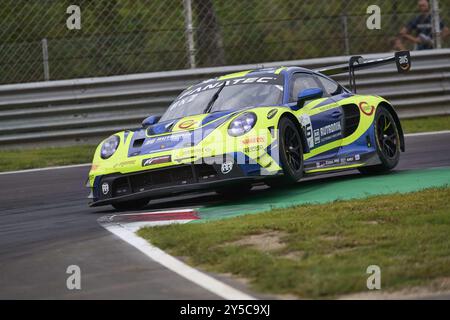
[266,116,304,188]
[111,198,149,211]
[216,184,252,197]
[358,106,401,175]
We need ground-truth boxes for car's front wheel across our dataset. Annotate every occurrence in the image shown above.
[266,116,304,188]
[112,198,149,211]
[359,106,401,175]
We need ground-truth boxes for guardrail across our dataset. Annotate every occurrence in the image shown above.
[0,49,449,148]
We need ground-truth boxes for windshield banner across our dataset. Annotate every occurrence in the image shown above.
[178,74,283,101]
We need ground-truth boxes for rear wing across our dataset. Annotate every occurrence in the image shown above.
[316,51,411,93]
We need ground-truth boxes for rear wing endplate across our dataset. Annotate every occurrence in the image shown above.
[316,51,411,93]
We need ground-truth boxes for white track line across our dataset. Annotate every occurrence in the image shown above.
[111,208,197,217]
[101,221,256,300]
[405,130,450,137]
[0,163,90,176]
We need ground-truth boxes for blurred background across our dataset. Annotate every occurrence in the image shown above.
[1,0,449,85]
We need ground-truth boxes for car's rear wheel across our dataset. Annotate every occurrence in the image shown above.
[112,198,149,211]
[266,117,304,188]
[358,106,400,175]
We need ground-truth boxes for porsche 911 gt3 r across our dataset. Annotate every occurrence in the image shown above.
[87,51,411,210]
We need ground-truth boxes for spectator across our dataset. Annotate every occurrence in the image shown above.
[389,36,406,51]
[400,0,449,50]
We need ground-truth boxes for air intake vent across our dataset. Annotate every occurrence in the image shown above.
[342,104,360,137]
[133,138,145,148]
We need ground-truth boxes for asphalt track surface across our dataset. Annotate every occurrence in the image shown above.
[0,132,449,299]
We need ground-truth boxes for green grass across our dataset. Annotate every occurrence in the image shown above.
[0,145,96,172]
[401,115,450,134]
[0,115,449,173]
[138,187,450,299]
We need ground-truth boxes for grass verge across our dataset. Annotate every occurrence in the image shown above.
[138,187,450,299]
[401,114,450,134]
[0,145,96,172]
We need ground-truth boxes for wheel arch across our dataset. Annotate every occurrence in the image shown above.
[279,112,310,154]
[378,101,405,152]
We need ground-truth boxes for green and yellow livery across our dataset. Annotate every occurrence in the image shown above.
[88,51,411,210]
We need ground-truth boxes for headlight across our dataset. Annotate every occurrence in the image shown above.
[228,112,257,137]
[100,135,120,159]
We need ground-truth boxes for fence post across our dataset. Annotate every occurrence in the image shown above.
[183,0,196,68]
[431,0,442,49]
[41,38,50,81]
[341,14,350,55]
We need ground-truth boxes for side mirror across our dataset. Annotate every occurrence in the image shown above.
[142,115,161,128]
[296,88,323,109]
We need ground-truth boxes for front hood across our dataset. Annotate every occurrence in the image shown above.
[88,105,286,186]
[127,110,235,157]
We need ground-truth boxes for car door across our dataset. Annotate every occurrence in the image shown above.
[288,72,344,159]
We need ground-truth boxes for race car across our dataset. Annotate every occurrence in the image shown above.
[87,51,411,210]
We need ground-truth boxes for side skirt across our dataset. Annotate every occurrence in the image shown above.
[304,151,379,174]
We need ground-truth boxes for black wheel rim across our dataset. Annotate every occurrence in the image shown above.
[376,113,398,159]
[284,125,302,171]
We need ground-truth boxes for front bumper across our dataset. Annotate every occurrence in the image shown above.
[89,162,265,207]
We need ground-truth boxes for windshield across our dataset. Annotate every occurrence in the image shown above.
[160,74,284,122]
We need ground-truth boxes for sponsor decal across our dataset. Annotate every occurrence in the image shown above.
[299,114,314,148]
[145,135,172,145]
[317,121,342,144]
[320,132,341,143]
[243,145,264,153]
[330,158,340,165]
[143,132,191,147]
[267,108,278,119]
[221,161,233,174]
[316,161,326,168]
[358,101,375,116]
[300,117,341,149]
[316,158,340,168]
[178,75,282,100]
[395,51,411,73]
[313,129,321,145]
[142,155,171,167]
[101,182,109,195]
[342,154,361,163]
[173,146,215,163]
[320,121,341,137]
[173,146,204,162]
[113,160,136,169]
[242,136,265,145]
[398,55,409,68]
[178,119,196,129]
[341,154,361,163]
